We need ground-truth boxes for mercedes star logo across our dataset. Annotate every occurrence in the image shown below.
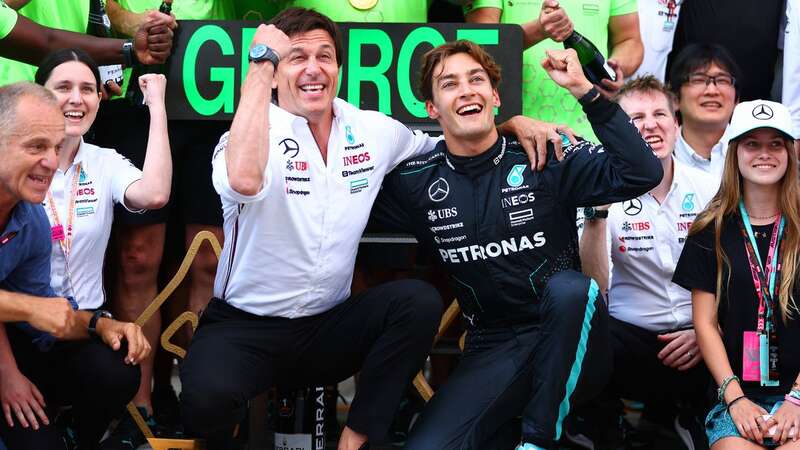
[428,178,450,202]
[752,104,774,120]
[279,138,300,158]
[623,199,642,216]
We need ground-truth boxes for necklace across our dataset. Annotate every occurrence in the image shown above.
[747,210,779,220]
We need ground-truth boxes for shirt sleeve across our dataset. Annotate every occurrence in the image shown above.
[0,1,18,40]
[107,150,144,213]
[610,0,638,16]
[211,131,272,204]
[385,116,442,170]
[463,0,503,15]
[544,97,663,207]
[672,225,717,295]
[783,0,800,137]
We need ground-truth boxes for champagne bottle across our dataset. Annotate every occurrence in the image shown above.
[128,0,173,105]
[88,0,124,87]
[273,386,326,450]
[563,30,617,85]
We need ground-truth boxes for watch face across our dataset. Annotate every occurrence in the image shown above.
[583,207,595,220]
[250,44,268,60]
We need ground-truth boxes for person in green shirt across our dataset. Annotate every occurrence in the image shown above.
[0,0,174,69]
[286,0,429,22]
[466,0,643,141]
[0,0,175,87]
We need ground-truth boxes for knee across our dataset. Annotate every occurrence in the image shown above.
[118,235,163,278]
[190,247,219,283]
[392,280,443,332]
[86,350,141,405]
[179,380,242,436]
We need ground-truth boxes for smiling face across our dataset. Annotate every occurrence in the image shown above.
[0,96,64,204]
[425,52,500,145]
[736,128,790,188]
[678,62,736,130]
[618,90,679,160]
[43,61,100,138]
[274,29,339,126]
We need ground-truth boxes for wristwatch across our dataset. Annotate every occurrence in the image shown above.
[88,309,113,339]
[249,44,281,69]
[583,206,608,221]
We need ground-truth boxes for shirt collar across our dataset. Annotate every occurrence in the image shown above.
[2,201,33,235]
[676,128,726,164]
[444,135,506,176]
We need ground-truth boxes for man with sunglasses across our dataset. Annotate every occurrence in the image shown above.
[668,43,741,180]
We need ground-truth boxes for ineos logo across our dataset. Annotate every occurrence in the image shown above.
[752,104,774,120]
[428,178,450,202]
[280,138,300,158]
[623,199,642,216]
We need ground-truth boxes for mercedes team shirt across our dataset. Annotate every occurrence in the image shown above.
[211,98,439,317]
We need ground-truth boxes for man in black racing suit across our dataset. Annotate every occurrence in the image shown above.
[371,41,663,450]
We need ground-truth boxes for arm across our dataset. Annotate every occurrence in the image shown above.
[123,74,171,210]
[541,48,662,205]
[694,289,768,444]
[579,213,610,294]
[106,0,148,37]
[465,0,574,48]
[225,24,290,196]
[3,0,28,8]
[0,10,174,66]
[607,13,643,77]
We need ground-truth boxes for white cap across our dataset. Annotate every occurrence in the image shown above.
[726,100,796,141]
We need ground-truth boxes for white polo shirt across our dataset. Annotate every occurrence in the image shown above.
[44,139,142,309]
[632,0,682,81]
[673,128,728,179]
[605,159,718,332]
[784,0,800,137]
[211,98,439,317]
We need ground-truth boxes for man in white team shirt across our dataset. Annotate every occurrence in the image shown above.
[179,7,567,450]
[579,75,717,448]
[667,43,740,180]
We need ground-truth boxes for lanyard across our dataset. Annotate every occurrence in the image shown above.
[738,200,783,386]
[45,163,81,299]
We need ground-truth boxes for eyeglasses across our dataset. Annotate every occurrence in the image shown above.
[685,73,736,88]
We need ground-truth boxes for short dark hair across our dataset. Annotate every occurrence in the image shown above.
[614,75,678,117]
[668,43,742,100]
[419,40,501,102]
[269,7,344,66]
[35,48,102,92]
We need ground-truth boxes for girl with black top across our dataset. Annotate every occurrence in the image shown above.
[674,100,800,449]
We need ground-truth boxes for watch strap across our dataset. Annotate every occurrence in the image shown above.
[122,40,137,68]
[88,310,112,338]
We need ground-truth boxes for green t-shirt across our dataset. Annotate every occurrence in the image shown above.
[0,0,90,86]
[118,0,235,20]
[0,1,17,40]
[288,0,429,22]
[465,0,636,140]
[234,0,285,21]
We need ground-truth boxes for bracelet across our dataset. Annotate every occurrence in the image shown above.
[726,395,747,413]
[122,40,137,68]
[718,375,741,402]
[786,394,800,407]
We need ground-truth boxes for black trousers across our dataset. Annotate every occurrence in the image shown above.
[179,279,442,446]
[0,326,140,450]
[580,316,711,427]
[405,270,612,450]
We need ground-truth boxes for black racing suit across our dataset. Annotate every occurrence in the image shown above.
[372,97,663,449]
